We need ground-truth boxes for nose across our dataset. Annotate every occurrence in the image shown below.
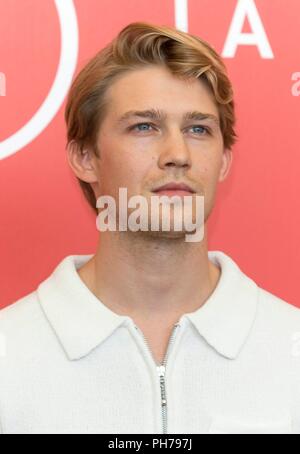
[157,129,192,171]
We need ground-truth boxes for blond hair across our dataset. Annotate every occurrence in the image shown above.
[65,22,237,215]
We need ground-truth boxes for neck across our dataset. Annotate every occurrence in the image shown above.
[77,223,221,326]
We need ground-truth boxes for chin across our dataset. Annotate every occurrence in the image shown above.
[141,228,188,240]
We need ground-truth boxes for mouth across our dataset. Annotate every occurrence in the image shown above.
[152,189,195,197]
[152,182,196,197]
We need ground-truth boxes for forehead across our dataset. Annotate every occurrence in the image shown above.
[103,65,219,121]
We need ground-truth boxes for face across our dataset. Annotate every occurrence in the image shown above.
[69,65,232,239]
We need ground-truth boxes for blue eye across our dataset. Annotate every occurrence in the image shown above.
[129,123,211,135]
[190,125,210,135]
[130,122,154,132]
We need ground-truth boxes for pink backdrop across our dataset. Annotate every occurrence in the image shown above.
[0,0,299,309]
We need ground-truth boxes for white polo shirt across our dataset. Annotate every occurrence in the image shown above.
[0,250,300,434]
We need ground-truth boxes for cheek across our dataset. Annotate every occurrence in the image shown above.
[193,155,222,196]
[99,145,149,192]
[195,156,213,178]
[197,146,223,177]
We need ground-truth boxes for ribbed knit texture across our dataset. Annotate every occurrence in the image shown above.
[0,251,299,434]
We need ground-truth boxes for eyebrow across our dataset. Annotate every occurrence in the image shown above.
[116,108,220,126]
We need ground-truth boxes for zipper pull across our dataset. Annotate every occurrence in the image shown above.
[157,365,167,406]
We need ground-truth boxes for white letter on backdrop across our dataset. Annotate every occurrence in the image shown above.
[222,0,274,59]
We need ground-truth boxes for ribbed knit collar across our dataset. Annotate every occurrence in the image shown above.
[37,251,258,361]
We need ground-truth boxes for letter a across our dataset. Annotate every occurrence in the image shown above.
[222,0,274,59]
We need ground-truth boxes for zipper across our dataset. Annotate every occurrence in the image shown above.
[134,322,180,434]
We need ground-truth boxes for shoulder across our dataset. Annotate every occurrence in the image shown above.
[0,290,41,330]
[248,285,300,377]
[0,287,60,366]
[256,286,300,330]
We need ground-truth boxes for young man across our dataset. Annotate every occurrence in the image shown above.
[1,22,300,434]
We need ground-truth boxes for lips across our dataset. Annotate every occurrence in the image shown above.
[153,182,196,193]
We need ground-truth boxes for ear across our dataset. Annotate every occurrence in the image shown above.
[66,141,99,184]
[218,148,233,182]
